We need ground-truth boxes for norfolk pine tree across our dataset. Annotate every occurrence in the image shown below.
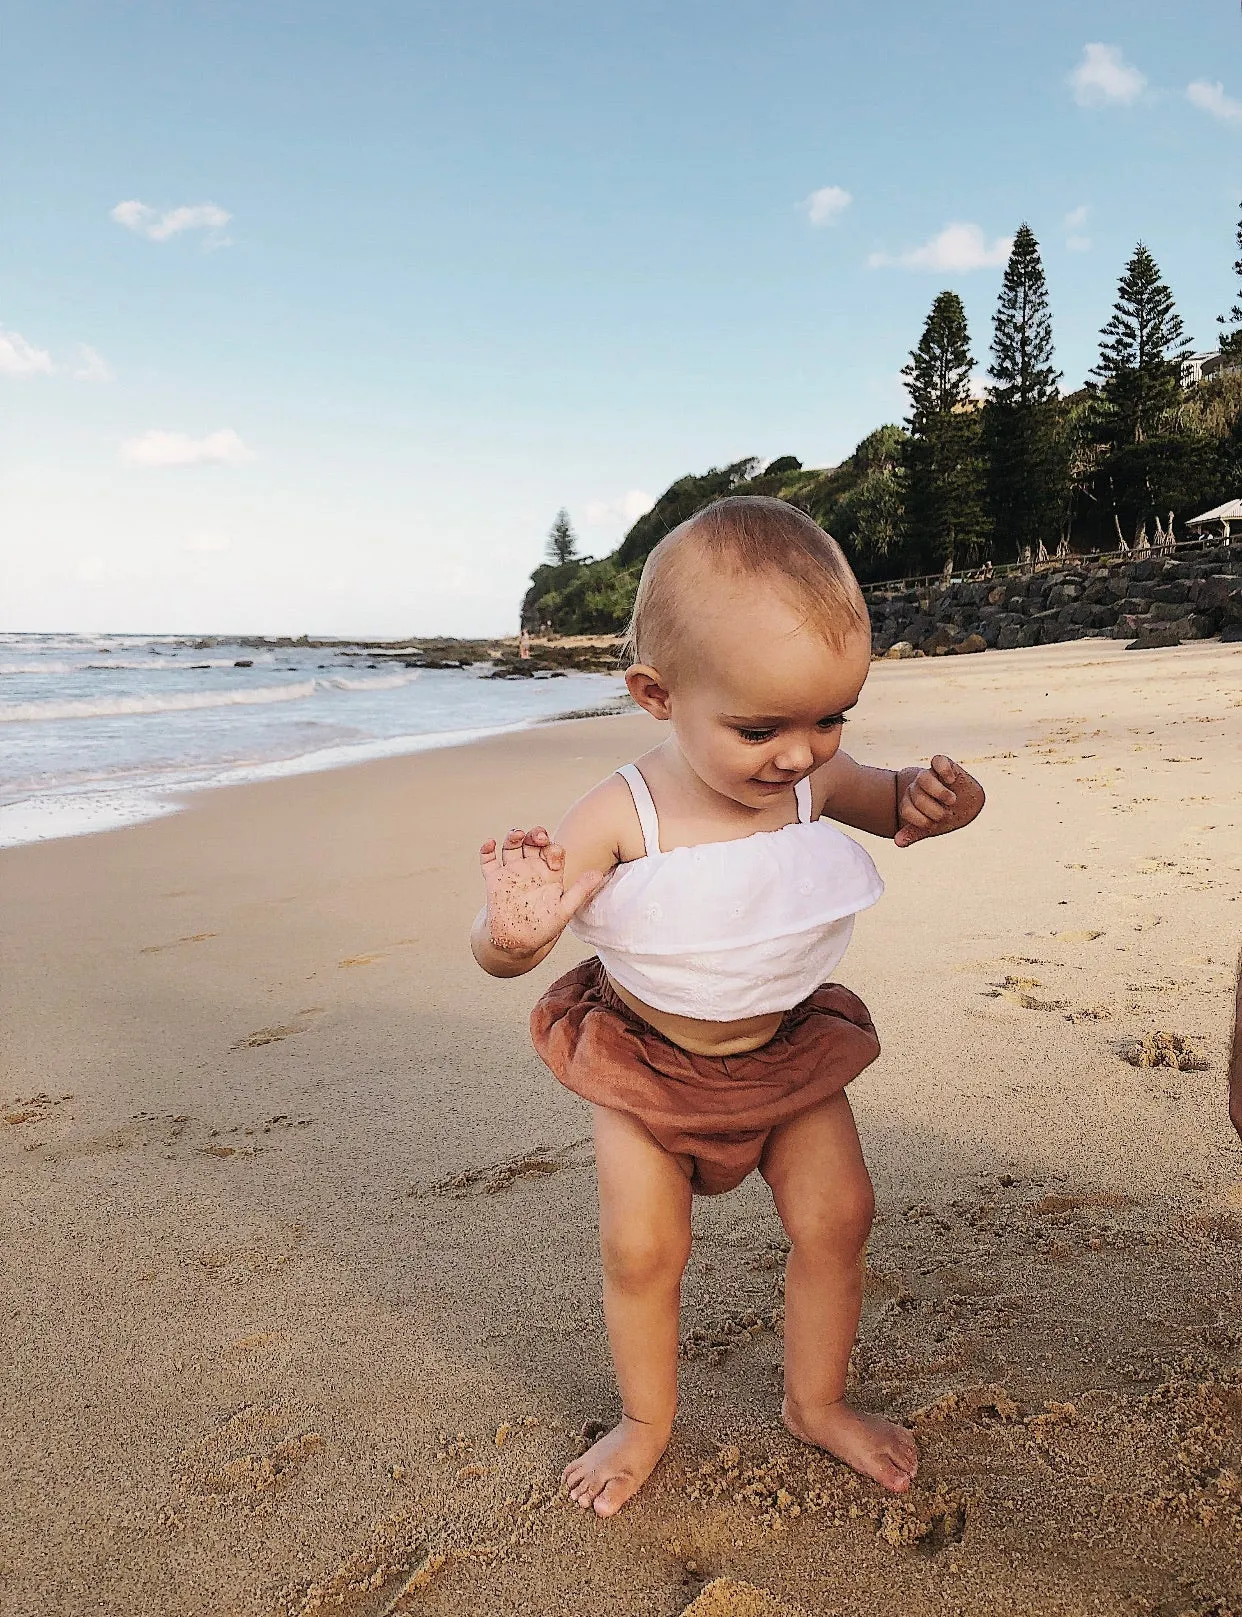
[1089,244,1193,543]
[1090,243,1190,446]
[903,290,986,569]
[546,508,578,565]
[983,225,1066,555]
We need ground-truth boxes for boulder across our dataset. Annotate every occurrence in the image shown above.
[949,633,987,654]
[1047,584,1082,607]
[1126,625,1181,650]
[920,626,955,655]
[1191,575,1238,612]
[884,641,915,659]
[1170,613,1219,640]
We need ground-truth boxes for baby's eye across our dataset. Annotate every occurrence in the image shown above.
[817,714,848,730]
[737,727,776,743]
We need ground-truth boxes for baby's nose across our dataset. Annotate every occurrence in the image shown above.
[772,740,815,773]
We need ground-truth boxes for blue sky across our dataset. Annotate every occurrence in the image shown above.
[3,0,1238,636]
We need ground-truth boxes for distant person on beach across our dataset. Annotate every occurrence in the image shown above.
[471,497,985,1517]
[519,628,532,660]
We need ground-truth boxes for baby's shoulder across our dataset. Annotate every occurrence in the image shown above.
[554,768,646,870]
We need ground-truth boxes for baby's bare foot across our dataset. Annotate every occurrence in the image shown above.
[561,1415,671,1518]
[783,1395,918,1493]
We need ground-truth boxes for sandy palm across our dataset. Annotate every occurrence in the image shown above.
[479,826,604,955]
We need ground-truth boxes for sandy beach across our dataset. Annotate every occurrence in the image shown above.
[3,638,1241,1617]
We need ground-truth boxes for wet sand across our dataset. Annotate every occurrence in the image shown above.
[2,637,1241,1617]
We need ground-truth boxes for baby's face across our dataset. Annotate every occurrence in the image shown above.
[664,584,872,810]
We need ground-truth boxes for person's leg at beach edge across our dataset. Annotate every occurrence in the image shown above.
[760,1090,919,1493]
[562,1103,693,1517]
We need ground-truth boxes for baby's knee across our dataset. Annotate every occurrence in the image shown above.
[600,1220,691,1293]
[781,1172,874,1261]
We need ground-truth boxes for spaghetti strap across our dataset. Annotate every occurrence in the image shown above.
[794,777,813,824]
[617,763,661,857]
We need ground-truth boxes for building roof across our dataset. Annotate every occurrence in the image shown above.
[1186,499,1242,527]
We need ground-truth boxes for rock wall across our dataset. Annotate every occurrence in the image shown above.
[868,545,1242,658]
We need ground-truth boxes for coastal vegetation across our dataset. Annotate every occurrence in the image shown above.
[523,210,1242,635]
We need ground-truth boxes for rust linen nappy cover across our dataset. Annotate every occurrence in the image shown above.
[530,957,881,1195]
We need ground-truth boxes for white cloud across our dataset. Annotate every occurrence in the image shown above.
[0,326,55,377]
[868,222,1013,272]
[620,489,655,522]
[804,185,852,227]
[111,199,232,244]
[584,490,655,527]
[121,429,255,468]
[1063,206,1092,252]
[1068,44,1146,108]
[1187,79,1242,124]
[73,345,113,382]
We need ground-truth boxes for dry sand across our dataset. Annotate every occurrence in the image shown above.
[2,637,1241,1617]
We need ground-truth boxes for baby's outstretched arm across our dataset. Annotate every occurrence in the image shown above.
[817,752,984,846]
[471,826,606,977]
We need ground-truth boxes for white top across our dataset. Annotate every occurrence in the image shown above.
[569,762,884,1021]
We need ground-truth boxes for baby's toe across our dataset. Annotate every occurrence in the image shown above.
[875,1455,914,1493]
[571,1472,604,1508]
[891,1433,919,1473]
[593,1475,633,1517]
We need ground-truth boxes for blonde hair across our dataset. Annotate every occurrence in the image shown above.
[622,496,868,674]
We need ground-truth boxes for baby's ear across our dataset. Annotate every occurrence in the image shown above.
[624,664,672,721]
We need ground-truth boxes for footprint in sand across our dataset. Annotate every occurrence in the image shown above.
[2,1092,72,1128]
[139,931,217,955]
[230,1008,323,1050]
[337,938,419,968]
[30,1109,191,1162]
[198,1115,315,1157]
[191,1224,303,1282]
[979,976,1069,1014]
[421,1138,593,1199]
[170,1404,322,1504]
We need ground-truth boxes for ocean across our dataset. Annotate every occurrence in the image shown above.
[0,634,623,848]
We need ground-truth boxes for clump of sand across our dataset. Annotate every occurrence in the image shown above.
[1126,1031,1210,1071]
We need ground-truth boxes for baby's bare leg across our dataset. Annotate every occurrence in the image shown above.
[562,1104,692,1518]
[760,1090,918,1493]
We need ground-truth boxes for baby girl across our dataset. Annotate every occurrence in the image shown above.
[472,496,985,1518]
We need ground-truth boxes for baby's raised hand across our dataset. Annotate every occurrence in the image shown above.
[479,826,605,957]
[894,756,985,848]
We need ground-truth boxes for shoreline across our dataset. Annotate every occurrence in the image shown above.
[0,684,634,851]
[6,631,1238,854]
